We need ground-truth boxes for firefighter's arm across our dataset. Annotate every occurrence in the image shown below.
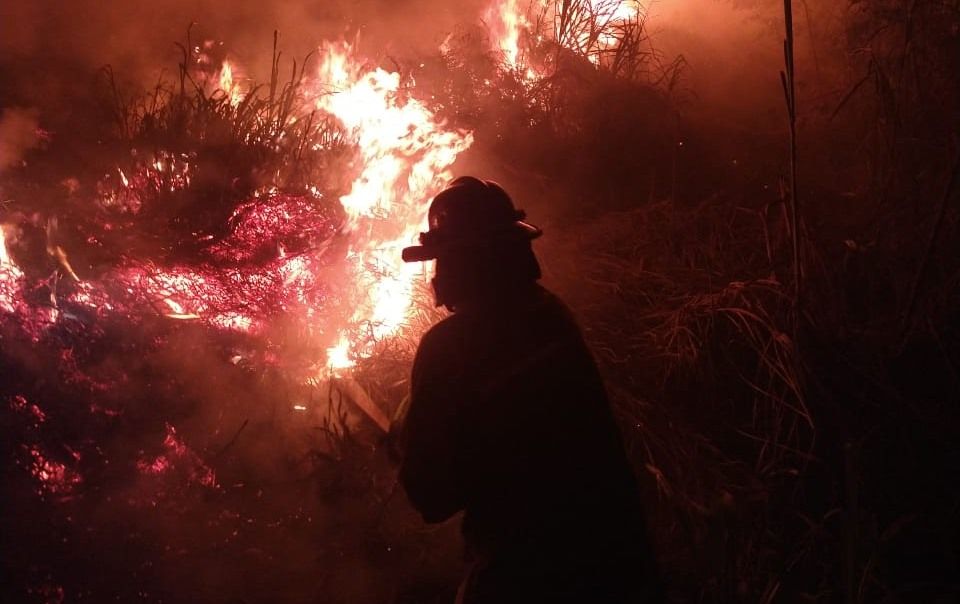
[398,332,464,523]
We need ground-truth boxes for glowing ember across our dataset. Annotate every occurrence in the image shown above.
[210,194,337,263]
[10,394,47,424]
[136,424,217,488]
[27,445,82,497]
[103,253,325,333]
[97,152,193,214]
[58,191,337,335]
[313,41,473,370]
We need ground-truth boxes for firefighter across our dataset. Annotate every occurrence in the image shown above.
[397,177,662,603]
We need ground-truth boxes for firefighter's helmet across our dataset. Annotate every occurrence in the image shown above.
[401,177,543,310]
[401,177,542,263]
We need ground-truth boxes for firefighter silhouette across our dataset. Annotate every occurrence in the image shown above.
[399,177,662,603]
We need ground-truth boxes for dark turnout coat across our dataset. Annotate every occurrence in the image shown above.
[400,285,661,603]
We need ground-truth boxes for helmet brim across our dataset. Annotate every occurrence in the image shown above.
[401,220,543,263]
[401,245,436,263]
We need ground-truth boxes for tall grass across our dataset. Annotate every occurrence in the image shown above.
[101,29,348,197]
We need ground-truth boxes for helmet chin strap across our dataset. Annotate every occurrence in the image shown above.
[431,274,458,312]
[430,276,448,311]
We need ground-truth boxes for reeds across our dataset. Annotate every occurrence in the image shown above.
[781,0,803,310]
[525,0,684,87]
[101,29,347,198]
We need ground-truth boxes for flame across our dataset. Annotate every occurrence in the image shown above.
[50,245,80,282]
[1,225,25,314]
[0,225,11,266]
[605,0,641,21]
[136,424,217,488]
[219,60,244,107]
[485,0,531,69]
[4,43,474,380]
[582,0,643,60]
[484,0,645,74]
[313,42,473,371]
[326,336,355,371]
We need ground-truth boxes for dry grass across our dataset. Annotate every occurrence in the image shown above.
[566,220,807,601]
[101,29,349,197]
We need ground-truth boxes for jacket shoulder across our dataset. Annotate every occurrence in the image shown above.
[415,314,467,360]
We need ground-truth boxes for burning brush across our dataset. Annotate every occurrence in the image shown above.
[1,38,477,446]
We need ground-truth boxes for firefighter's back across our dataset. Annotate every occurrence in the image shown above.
[422,285,661,603]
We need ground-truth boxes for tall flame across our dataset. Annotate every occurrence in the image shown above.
[313,42,473,370]
[485,0,531,69]
[219,60,244,107]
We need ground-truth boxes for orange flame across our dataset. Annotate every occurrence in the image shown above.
[0,226,12,266]
[484,0,645,74]
[313,42,473,372]
[1,225,25,313]
[218,60,244,107]
[485,0,531,69]
[326,336,355,371]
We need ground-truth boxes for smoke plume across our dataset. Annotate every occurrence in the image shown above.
[0,107,41,172]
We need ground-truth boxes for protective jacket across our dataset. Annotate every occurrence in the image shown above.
[400,284,661,603]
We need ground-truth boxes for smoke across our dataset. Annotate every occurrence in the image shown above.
[0,107,41,172]
[0,0,851,127]
[0,0,486,87]
[647,0,849,121]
